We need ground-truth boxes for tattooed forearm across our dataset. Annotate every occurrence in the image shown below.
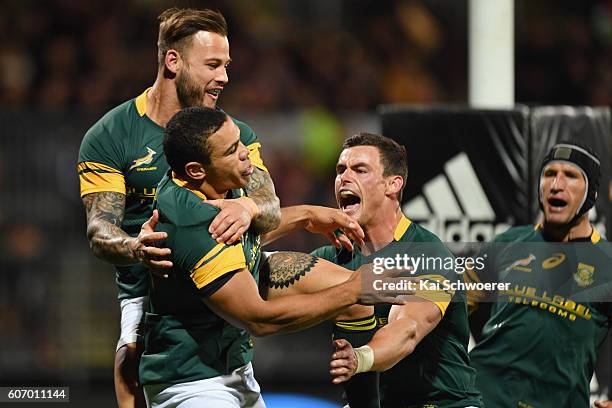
[83,192,137,265]
[85,191,125,226]
[245,168,281,234]
[261,251,318,289]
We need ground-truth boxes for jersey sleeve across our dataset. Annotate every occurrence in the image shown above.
[77,121,127,197]
[175,214,247,294]
[233,117,268,172]
[408,240,455,317]
[310,245,340,263]
[414,274,454,316]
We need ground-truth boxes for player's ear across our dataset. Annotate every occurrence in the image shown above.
[164,49,182,75]
[386,175,404,196]
[185,162,205,180]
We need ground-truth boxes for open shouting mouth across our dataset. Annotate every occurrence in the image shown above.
[547,197,568,211]
[338,189,361,214]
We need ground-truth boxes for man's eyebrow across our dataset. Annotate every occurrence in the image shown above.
[336,161,370,168]
[205,57,232,64]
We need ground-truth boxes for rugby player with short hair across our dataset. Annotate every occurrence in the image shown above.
[466,142,612,408]
[325,133,483,407]
[77,8,281,407]
[142,107,406,408]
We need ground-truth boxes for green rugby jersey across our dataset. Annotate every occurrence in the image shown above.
[77,89,267,299]
[467,225,612,408]
[139,172,262,385]
[313,214,482,408]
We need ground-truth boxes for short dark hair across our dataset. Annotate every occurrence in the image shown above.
[157,8,228,66]
[343,132,408,200]
[164,107,227,177]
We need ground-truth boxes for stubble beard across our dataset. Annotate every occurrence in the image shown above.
[176,66,210,108]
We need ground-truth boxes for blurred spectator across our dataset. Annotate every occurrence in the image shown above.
[1,0,608,111]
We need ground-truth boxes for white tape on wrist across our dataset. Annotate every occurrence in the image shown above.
[354,345,374,374]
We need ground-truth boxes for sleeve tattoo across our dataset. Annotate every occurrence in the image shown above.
[82,191,136,265]
[260,251,318,289]
[245,167,281,234]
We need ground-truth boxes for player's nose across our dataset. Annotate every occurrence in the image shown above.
[551,174,566,190]
[238,143,248,160]
[216,66,229,85]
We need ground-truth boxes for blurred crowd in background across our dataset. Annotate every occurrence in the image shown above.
[0,0,611,403]
[1,0,610,112]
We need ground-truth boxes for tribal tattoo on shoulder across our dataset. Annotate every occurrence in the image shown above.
[261,252,318,289]
[245,168,281,234]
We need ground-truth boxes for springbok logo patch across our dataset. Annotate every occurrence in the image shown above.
[130,147,156,170]
[574,263,594,287]
[510,254,536,272]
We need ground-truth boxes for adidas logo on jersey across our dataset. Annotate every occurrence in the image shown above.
[403,153,510,242]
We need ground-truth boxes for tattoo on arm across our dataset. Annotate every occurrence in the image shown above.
[245,168,281,234]
[85,191,125,226]
[83,191,136,265]
[261,251,318,289]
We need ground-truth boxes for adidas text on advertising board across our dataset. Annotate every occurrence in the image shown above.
[402,153,511,242]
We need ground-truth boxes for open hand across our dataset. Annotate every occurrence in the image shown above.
[303,206,365,251]
[132,209,172,273]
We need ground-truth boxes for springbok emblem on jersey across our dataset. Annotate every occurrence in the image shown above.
[130,147,157,170]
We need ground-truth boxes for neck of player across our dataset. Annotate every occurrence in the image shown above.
[542,213,592,242]
[179,176,229,201]
[146,73,184,128]
[200,180,230,200]
[359,205,404,256]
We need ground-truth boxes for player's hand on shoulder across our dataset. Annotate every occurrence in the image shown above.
[303,206,365,251]
[330,339,358,384]
[595,400,612,408]
[205,197,259,244]
[132,209,172,273]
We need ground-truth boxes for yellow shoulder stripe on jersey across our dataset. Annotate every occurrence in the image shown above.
[591,227,601,243]
[78,161,122,174]
[463,270,487,313]
[393,213,412,241]
[191,243,246,289]
[246,142,269,172]
[172,175,208,200]
[135,88,151,117]
[193,242,226,269]
[77,161,125,197]
[414,274,452,316]
[334,315,377,331]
